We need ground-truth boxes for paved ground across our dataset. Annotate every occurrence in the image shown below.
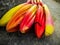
[0,0,60,45]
